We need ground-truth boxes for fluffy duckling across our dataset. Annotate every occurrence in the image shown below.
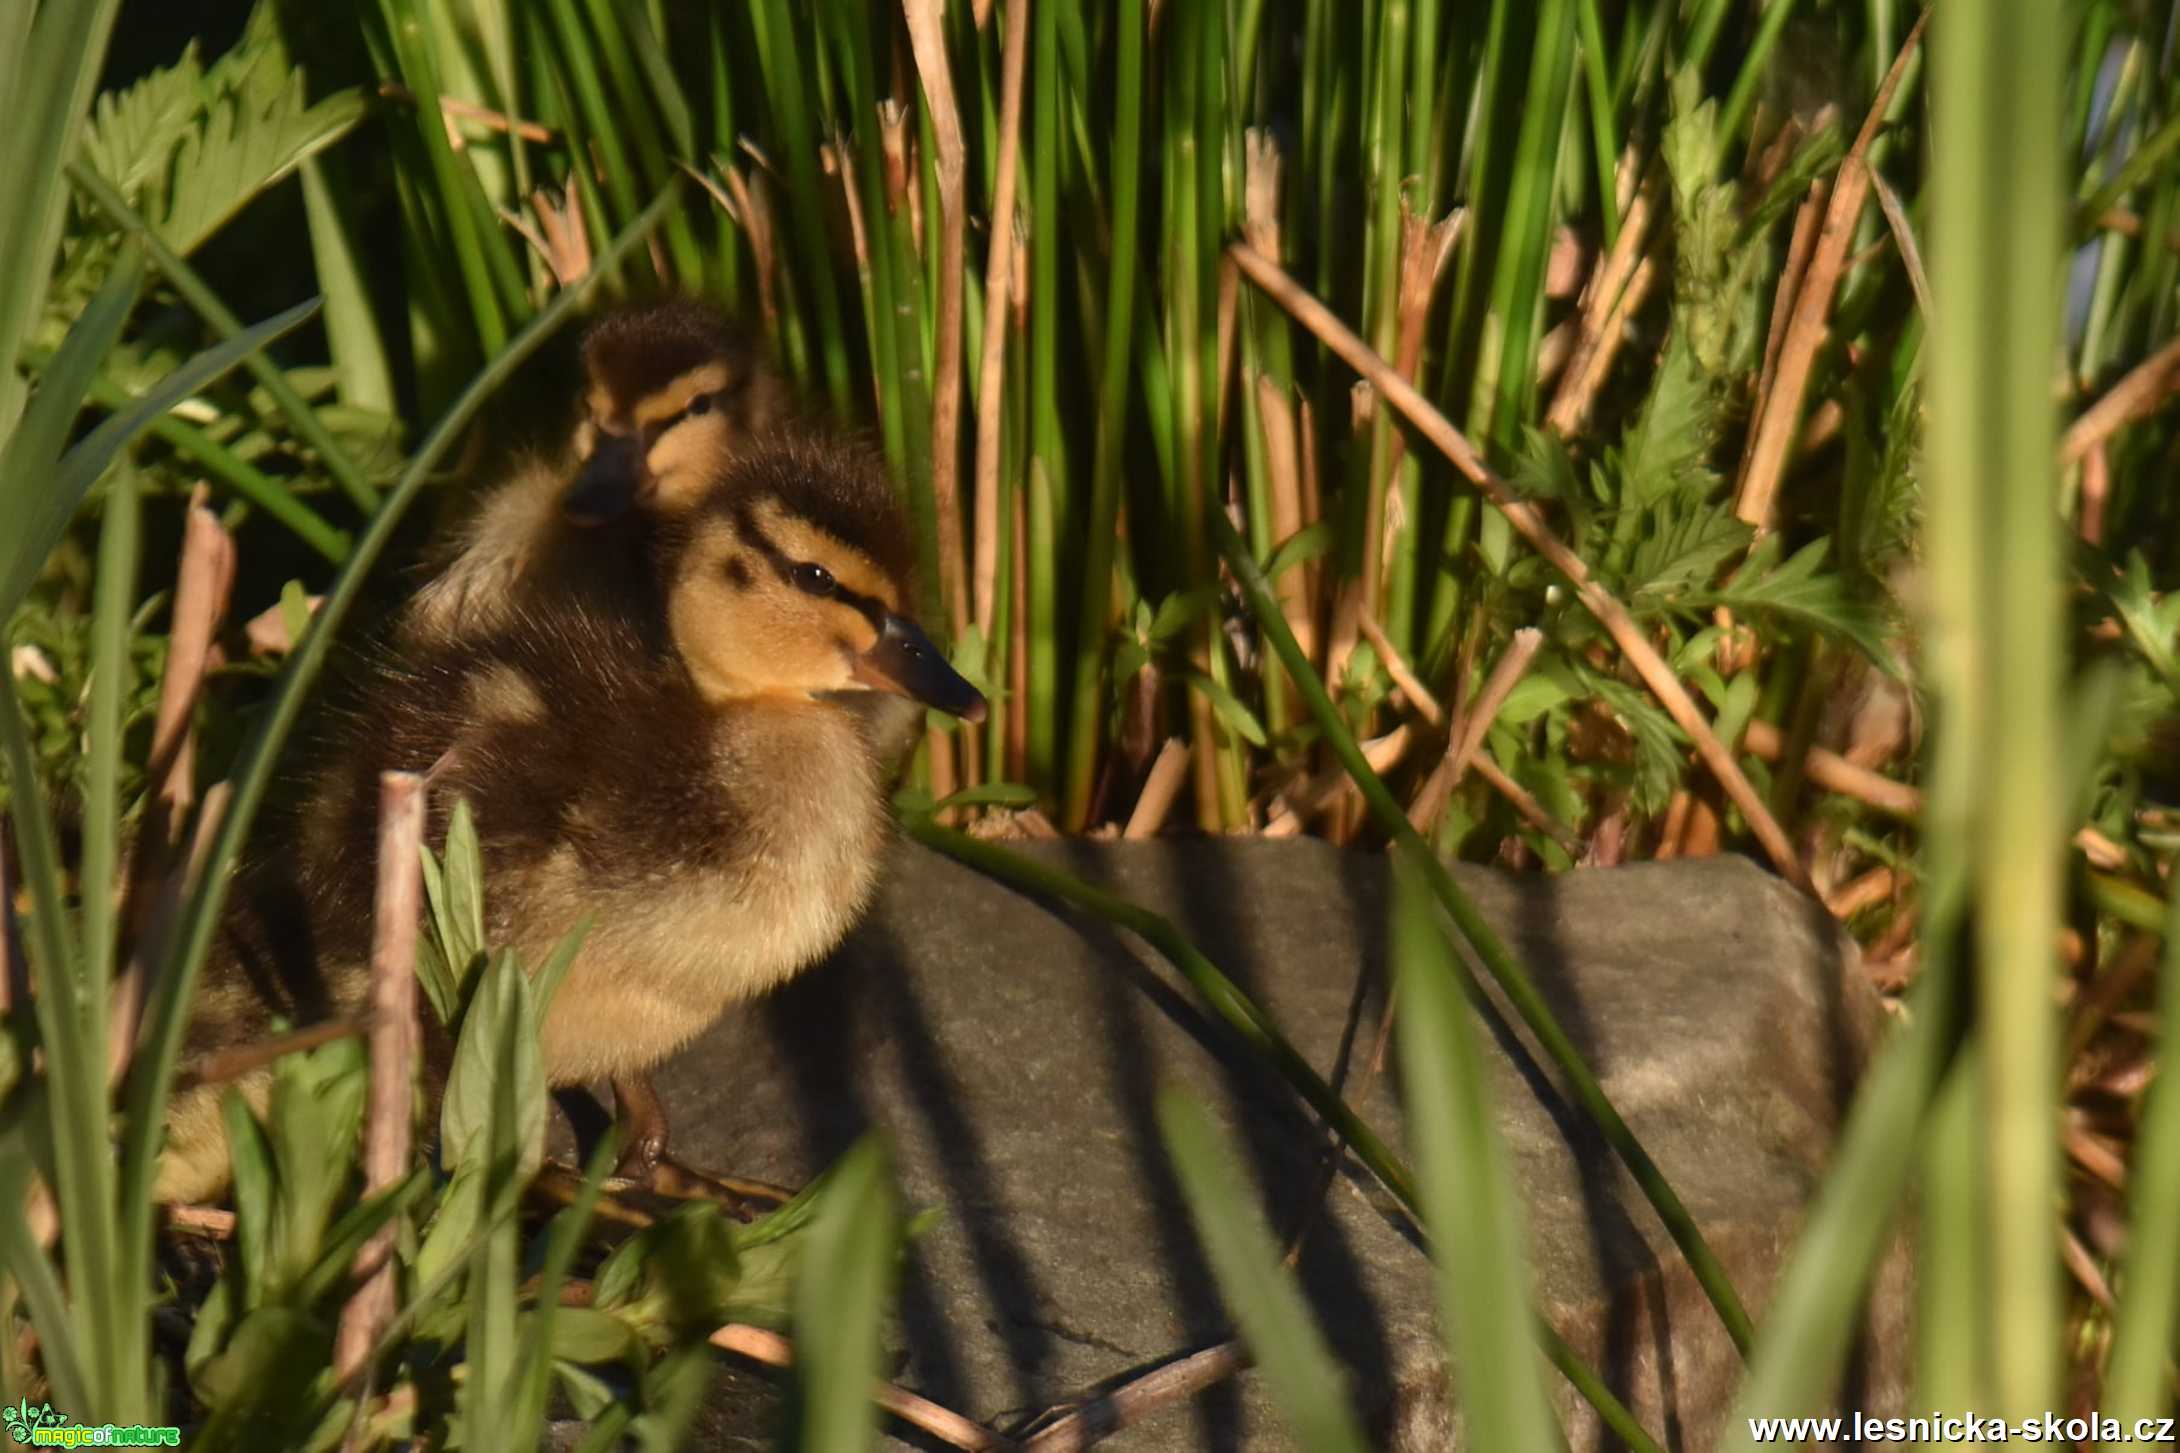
[403,298,791,647]
[161,430,984,1205]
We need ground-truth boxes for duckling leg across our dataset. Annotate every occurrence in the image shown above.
[608,1070,795,1215]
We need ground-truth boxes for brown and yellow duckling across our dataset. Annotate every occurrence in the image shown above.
[162,429,984,1205]
[403,297,792,647]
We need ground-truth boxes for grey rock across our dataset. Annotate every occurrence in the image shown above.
[589,839,1902,1450]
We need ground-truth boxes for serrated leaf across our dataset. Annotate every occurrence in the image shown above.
[1696,536,1897,671]
[1628,503,1753,606]
[81,28,368,259]
[2106,550,2180,698]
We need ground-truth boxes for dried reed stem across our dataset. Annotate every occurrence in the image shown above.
[1021,1340,1250,1451]
[335,771,426,1385]
[1230,242,1815,890]
[709,1322,1011,1451]
[1734,13,1927,530]
[1124,738,1192,839]
[905,0,972,640]
[2061,331,2180,463]
[1410,628,1544,831]
[972,0,1033,637]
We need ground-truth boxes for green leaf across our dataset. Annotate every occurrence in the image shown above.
[0,250,144,616]
[1178,667,1269,747]
[0,293,320,620]
[1261,521,1334,582]
[792,1141,897,1453]
[1158,1092,1372,1453]
[81,27,369,258]
[440,948,545,1180]
[1697,536,1897,671]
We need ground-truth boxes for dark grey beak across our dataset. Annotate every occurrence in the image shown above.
[852,614,987,723]
[563,432,645,524]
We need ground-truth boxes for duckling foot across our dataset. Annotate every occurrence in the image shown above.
[608,1071,795,1221]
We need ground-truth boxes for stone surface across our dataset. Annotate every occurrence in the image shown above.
[592,839,1903,1450]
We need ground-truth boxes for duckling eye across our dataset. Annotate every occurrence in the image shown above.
[687,392,716,418]
[791,563,837,597]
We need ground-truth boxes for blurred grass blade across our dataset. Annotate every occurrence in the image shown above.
[1929,0,2067,1413]
[1390,845,1560,1450]
[793,1138,897,1453]
[0,294,320,620]
[0,0,124,436]
[1158,1092,1372,1453]
[1716,886,1968,1453]
[0,248,144,614]
[2100,878,2180,1444]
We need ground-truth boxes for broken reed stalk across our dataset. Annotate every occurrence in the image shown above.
[335,770,426,1384]
[904,0,971,643]
[1229,241,1812,895]
[1733,13,1927,530]
[2060,331,2180,462]
[709,1322,1010,1451]
[1020,1341,1249,1451]
[143,491,236,848]
[1409,627,1545,833]
[971,0,1032,638]
[1547,177,1659,434]
[1123,738,1191,838]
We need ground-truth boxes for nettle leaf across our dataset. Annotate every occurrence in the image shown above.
[2106,550,2180,698]
[80,26,366,258]
[1576,665,1689,817]
[1617,337,1723,510]
[1261,521,1334,583]
[1628,503,1753,608]
[1695,535,1897,671]
[440,949,546,1180]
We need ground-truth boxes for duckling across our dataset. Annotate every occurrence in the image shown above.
[160,429,984,1206]
[403,297,791,647]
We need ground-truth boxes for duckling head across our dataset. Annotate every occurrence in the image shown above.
[566,299,788,524]
[661,434,988,723]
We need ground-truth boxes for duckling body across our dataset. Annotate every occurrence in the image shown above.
[160,431,981,1204]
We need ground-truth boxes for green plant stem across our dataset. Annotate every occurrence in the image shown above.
[1208,505,1755,1356]
[1060,0,1146,829]
[68,160,384,517]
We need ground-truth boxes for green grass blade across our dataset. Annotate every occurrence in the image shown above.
[793,1139,897,1453]
[298,155,397,415]
[2,296,320,622]
[1390,845,1562,1450]
[1060,0,1147,827]
[0,250,145,616]
[70,158,384,516]
[1930,0,2067,1412]
[1158,1092,1373,1453]
[1715,878,1967,1453]
[0,0,123,437]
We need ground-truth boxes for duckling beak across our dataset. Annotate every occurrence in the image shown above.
[853,614,988,723]
[565,432,646,524]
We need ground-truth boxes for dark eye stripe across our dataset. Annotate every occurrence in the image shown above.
[732,501,888,626]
